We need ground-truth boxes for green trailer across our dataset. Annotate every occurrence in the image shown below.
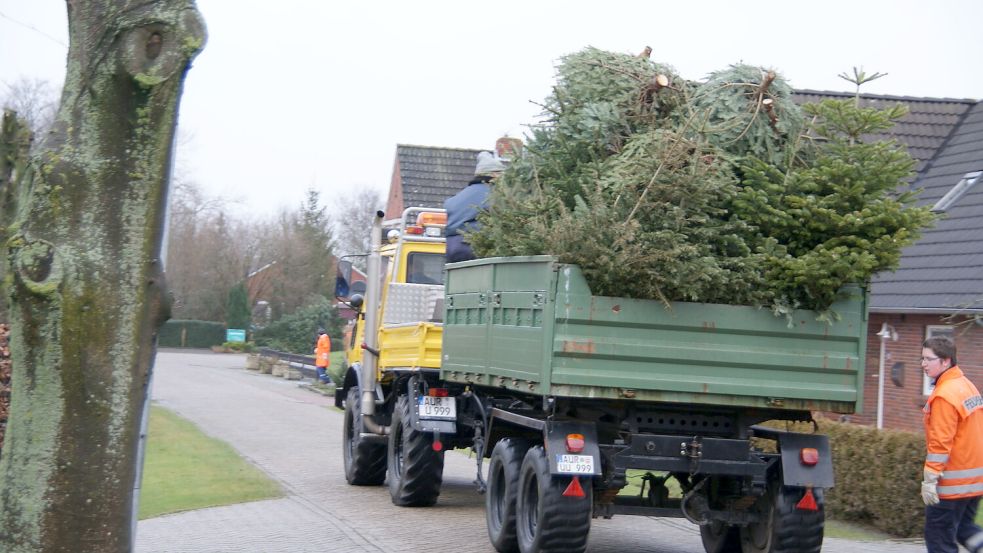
[442,255,865,413]
[438,256,866,553]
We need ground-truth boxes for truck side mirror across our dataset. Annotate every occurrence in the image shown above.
[335,260,354,298]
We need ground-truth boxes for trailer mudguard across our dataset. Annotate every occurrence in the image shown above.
[545,421,602,477]
[407,383,457,435]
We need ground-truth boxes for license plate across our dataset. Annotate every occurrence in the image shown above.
[418,395,456,420]
[556,454,594,474]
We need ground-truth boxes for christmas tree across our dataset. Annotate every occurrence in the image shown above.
[469,47,934,317]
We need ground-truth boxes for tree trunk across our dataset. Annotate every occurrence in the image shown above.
[0,1,205,551]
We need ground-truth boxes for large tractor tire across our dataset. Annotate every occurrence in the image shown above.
[387,394,445,506]
[740,481,824,553]
[486,438,532,553]
[700,521,741,553]
[343,386,386,485]
[515,446,592,553]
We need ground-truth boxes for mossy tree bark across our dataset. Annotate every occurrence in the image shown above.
[0,2,205,551]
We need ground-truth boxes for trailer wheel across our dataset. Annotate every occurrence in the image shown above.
[700,521,741,553]
[740,483,824,553]
[515,446,592,553]
[486,438,532,553]
[387,394,445,506]
[343,386,386,485]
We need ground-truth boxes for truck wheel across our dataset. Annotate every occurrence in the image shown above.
[343,386,386,485]
[515,446,592,553]
[387,394,445,506]
[486,438,532,553]
[740,483,824,553]
[700,521,741,553]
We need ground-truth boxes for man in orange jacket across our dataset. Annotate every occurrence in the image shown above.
[921,336,983,553]
[314,328,332,385]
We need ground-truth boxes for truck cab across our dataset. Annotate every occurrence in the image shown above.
[340,207,447,395]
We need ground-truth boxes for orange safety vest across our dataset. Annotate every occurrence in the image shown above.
[315,334,331,368]
[923,366,983,499]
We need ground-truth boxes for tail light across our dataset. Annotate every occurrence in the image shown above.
[800,447,819,466]
[428,388,449,397]
[565,433,585,453]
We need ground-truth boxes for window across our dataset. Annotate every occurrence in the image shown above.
[924,325,954,395]
[932,170,982,213]
[406,253,445,285]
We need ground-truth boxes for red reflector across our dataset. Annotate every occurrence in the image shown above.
[428,388,449,397]
[405,225,424,234]
[562,476,586,498]
[432,440,443,452]
[565,433,585,453]
[800,447,819,466]
[795,487,818,511]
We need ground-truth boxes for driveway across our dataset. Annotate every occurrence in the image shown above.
[136,351,925,552]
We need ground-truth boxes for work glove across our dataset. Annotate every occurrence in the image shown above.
[922,469,941,506]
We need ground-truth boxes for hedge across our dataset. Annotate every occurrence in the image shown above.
[763,419,924,537]
[159,320,226,348]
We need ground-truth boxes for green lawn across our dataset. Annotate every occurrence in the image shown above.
[139,405,282,519]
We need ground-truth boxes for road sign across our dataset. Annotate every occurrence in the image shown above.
[226,329,246,343]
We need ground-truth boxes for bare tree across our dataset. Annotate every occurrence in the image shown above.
[0,2,205,551]
[0,77,59,139]
[248,190,335,319]
[333,188,382,270]
[165,178,253,321]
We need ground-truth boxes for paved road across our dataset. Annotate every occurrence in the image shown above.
[136,351,925,553]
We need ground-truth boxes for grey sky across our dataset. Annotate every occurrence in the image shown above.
[2,0,982,217]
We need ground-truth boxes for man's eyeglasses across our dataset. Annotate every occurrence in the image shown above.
[920,356,940,363]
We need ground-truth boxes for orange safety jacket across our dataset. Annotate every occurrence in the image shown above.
[923,366,983,499]
[315,334,331,368]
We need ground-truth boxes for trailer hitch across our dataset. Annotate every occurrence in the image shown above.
[682,436,702,474]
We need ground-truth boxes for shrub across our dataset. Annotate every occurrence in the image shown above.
[222,341,255,353]
[159,320,226,348]
[822,419,924,537]
[252,296,344,354]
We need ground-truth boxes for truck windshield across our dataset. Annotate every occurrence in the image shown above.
[406,253,444,285]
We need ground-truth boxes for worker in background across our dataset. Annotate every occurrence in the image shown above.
[314,328,332,385]
[920,335,983,553]
[444,151,507,263]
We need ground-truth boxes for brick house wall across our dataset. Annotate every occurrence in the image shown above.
[851,313,983,432]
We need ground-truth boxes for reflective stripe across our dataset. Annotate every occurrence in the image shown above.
[942,467,983,479]
[937,482,983,495]
[926,453,950,463]
[966,530,983,552]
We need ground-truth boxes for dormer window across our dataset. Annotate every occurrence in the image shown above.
[932,170,982,213]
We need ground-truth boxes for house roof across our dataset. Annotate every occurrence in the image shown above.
[394,144,482,209]
[869,100,983,313]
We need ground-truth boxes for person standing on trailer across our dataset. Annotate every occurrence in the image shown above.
[444,151,506,263]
